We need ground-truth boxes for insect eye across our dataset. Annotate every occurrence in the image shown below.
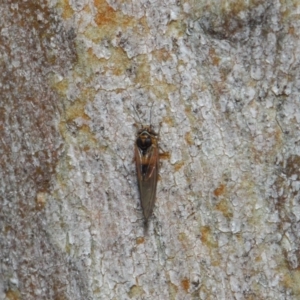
[144,137,151,147]
[137,136,152,150]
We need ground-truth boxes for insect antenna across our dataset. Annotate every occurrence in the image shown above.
[149,102,154,127]
[131,103,143,126]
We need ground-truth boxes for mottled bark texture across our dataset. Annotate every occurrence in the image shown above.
[1,0,300,299]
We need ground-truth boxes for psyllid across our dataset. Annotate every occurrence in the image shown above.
[135,124,159,222]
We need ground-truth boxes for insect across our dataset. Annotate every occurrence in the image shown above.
[134,111,159,222]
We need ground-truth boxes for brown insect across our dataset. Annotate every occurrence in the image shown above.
[135,123,159,222]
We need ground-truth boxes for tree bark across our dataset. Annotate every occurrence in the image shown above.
[1,0,300,299]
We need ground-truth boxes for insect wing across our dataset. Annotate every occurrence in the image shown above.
[135,141,158,220]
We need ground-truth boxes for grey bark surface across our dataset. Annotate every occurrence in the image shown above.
[1,0,300,299]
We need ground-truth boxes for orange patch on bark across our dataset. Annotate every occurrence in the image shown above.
[214,184,225,196]
[181,278,190,292]
[136,237,145,245]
